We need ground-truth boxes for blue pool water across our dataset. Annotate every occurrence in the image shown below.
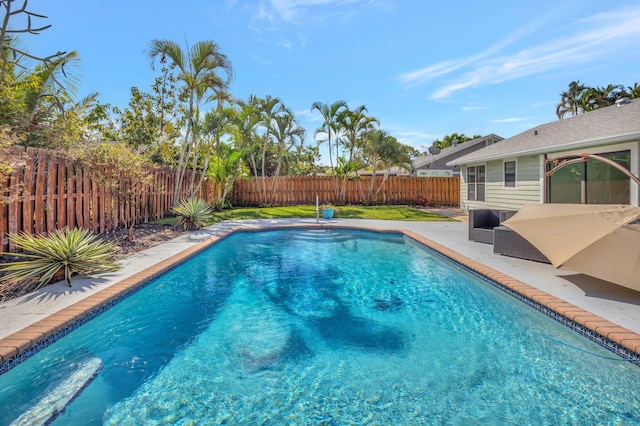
[1,228,640,425]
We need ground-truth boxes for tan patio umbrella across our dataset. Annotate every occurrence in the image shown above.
[502,203,640,292]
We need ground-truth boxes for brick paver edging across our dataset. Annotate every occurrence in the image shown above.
[402,229,640,360]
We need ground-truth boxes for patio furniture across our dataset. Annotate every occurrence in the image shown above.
[493,226,550,263]
[468,209,516,244]
[501,203,640,289]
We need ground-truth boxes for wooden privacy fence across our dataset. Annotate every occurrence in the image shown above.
[0,147,213,252]
[1,146,460,252]
[230,175,460,207]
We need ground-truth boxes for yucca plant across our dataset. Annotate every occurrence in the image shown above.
[0,228,119,289]
[171,198,214,231]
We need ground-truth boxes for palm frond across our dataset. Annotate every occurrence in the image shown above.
[0,228,119,289]
[171,198,214,230]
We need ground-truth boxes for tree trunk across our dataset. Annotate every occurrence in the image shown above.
[173,93,195,205]
[368,166,377,201]
[192,155,210,199]
[374,171,391,200]
[269,147,284,206]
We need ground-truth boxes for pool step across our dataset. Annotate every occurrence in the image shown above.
[293,229,406,245]
[293,229,355,243]
[11,357,102,426]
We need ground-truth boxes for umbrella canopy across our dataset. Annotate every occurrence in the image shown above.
[502,203,640,291]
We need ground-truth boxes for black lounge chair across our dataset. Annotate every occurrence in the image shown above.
[468,209,516,244]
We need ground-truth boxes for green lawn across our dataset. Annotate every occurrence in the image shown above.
[209,205,457,222]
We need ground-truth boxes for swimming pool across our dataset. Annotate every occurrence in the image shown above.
[1,228,639,424]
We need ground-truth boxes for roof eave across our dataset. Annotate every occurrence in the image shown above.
[447,131,640,166]
[415,134,505,167]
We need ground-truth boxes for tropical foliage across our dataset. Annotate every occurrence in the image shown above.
[0,228,119,289]
[0,3,418,212]
[311,100,348,198]
[556,81,640,119]
[147,39,233,203]
[310,101,416,204]
[171,198,214,230]
[360,130,414,201]
[431,133,481,150]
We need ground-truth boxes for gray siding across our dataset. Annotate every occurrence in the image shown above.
[460,155,542,211]
[415,143,481,172]
[415,136,502,175]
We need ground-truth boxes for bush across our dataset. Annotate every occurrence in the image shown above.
[171,198,214,231]
[0,228,119,289]
[416,197,436,208]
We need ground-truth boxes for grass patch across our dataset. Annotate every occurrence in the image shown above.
[211,205,457,222]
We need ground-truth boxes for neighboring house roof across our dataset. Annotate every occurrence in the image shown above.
[356,166,410,176]
[449,98,640,166]
[413,134,504,168]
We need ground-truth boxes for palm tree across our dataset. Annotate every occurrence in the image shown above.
[204,108,246,210]
[147,39,232,203]
[231,97,262,181]
[311,100,347,199]
[186,88,234,196]
[268,111,305,205]
[579,84,625,112]
[257,95,285,205]
[556,81,586,119]
[432,132,479,150]
[361,129,412,202]
[337,105,378,201]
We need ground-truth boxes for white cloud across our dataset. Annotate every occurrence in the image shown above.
[398,9,551,87]
[249,0,389,28]
[490,117,526,123]
[387,128,440,149]
[530,101,555,107]
[399,6,640,101]
[295,108,322,122]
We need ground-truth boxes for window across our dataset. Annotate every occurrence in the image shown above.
[504,161,516,188]
[467,165,485,201]
[549,150,631,204]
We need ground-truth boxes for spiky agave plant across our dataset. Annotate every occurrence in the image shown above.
[171,198,214,231]
[0,228,119,289]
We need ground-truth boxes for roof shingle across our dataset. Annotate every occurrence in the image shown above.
[450,98,640,165]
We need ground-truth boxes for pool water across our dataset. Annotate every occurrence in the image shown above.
[1,229,639,425]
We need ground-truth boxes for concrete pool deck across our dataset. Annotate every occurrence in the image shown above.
[2,216,640,368]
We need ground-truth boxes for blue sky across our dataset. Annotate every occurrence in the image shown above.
[18,1,640,161]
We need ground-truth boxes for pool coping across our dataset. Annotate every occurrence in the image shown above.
[1,223,640,374]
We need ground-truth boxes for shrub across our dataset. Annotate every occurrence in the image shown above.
[320,204,337,211]
[416,197,436,208]
[171,198,214,231]
[0,228,119,289]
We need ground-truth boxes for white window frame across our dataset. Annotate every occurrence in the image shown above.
[503,159,517,189]
[467,164,486,202]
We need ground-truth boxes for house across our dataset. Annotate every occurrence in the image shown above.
[356,166,411,176]
[413,134,504,177]
[449,97,640,212]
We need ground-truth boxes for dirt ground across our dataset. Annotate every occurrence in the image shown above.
[0,223,187,302]
[97,222,187,258]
